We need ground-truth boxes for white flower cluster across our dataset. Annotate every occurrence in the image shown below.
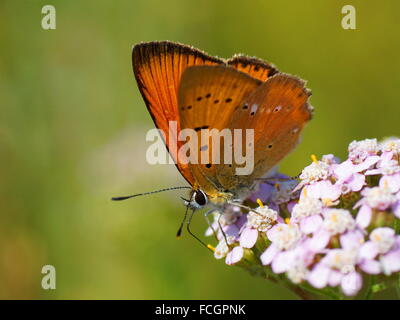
[206,138,400,299]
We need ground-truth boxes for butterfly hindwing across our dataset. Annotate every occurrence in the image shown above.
[227,55,279,82]
[216,73,313,191]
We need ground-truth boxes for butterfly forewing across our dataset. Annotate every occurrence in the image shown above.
[177,65,262,195]
[132,42,224,184]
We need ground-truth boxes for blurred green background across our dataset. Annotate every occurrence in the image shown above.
[1,0,399,299]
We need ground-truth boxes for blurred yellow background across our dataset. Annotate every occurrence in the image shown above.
[1,0,399,299]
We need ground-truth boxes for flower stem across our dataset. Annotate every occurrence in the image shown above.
[363,275,375,300]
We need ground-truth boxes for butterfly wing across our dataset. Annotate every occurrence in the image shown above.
[177,65,262,196]
[132,41,224,184]
[132,41,286,190]
[216,73,313,193]
[227,55,279,82]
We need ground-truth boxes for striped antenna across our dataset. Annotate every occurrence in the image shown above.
[111,186,191,201]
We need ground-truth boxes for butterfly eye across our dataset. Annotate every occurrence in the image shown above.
[194,190,207,206]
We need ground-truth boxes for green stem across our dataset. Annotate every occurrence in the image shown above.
[363,276,375,300]
[394,218,400,234]
[298,283,341,300]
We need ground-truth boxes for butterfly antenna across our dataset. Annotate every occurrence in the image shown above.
[176,190,195,237]
[111,186,191,201]
[176,202,190,238]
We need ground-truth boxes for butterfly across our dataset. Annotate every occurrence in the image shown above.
[114,41,312,245]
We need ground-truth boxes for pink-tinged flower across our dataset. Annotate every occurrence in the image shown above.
[293,160,330,192]
[340,229,365,250]
[334,157,380,192]
[379,171,400,194]
[366,151,400,193]
[307,209,356,251]
[225,246,244,265]
[304,180,342,202]
[380,243,400,275]
[239,206,278,248]
[292,197,324,219]
[205,207,245,241]
[359,228,400,275]
[354,185,398,228]
[308,248,363,296]
[348,138,379,164]
[379,138,400,156]
[394,191,400,218]
[355,205,373,229]
[339,230,382,274]
[264,244,314,283]
[369,227,396,254]
[213,238,231,259]
[267,223,302,250]
[291,197,324,234]
[260,223,304,273]
[321,154,341,166]
[323,209,356,234]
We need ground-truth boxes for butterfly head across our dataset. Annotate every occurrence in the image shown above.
[183,189,208,209]
[183,188,237,210]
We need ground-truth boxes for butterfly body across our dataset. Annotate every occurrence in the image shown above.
[132,41,312,209]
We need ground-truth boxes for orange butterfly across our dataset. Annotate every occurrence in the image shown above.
[114,41,312,245]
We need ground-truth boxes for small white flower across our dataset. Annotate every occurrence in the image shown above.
[247,206,278,232]
[381,164,400,175]
[362,186,397,210]
[271,224,302,250]
[380,138,400,154]
[292,197,324,219]
[214,238,231,259]
[348,139,379,163]
[321,154,340,165]
[325,248,358,274]
[323,209,355,235]
[370,228,396,254]
[287,262,308,284]
[299,161,330,184]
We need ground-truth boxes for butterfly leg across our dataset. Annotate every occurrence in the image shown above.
[217,212,230,247]
[228,201,259,214]
[204,209,219,241]
[254,174,300,183]
[186,208,214,252]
